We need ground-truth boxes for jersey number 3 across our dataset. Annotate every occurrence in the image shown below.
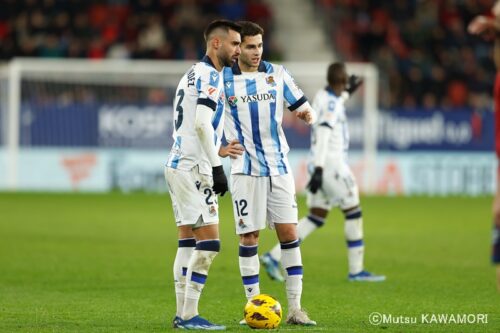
[174,89,185,130]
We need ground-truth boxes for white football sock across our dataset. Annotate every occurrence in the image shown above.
[344,208,364,275]
[299,214,325,240]
[183,240,220,320]
[173,238,195,317]
[280,239,303,311]
[239,244,260,300]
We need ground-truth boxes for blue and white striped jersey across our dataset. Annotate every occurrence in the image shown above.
[223,61,308,176]
[310,87,349,164]
[166,56,225,175]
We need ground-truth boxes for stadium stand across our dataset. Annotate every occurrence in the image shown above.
[2,0,495,112]
[314,0,496,111]
[0,0,281,61]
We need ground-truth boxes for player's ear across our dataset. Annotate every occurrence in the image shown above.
[212,37,221,49]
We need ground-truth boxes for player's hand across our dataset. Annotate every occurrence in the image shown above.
[468,16,494,35]
[346,75,363,95]
[219,140,245,159]
[296,109,317,125]
[467,15,498,40]
[494,1,500,18]
[212,165,228,196]
[307,167,323,194]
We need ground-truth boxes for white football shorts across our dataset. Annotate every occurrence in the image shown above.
[230,173,298,235]
[307,162,360,211]
[164,166,219,227]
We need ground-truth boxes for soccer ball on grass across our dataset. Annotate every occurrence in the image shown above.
[244,294,282,329]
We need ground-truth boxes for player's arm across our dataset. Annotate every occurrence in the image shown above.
[195,103,228,196]
[468,10,500,69]
[307,98,335,193]
[295,102,317,125]
[493,15,500,71]
[195,71,228,196]
[467,8,500,65]
[195,103,220,167]
[307,125,329,194]
[487,6,500,69]
[468,15,500,36]
[313,126,331,169]
[495,25,500,70]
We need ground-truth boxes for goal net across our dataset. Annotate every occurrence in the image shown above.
[0,59,378,193]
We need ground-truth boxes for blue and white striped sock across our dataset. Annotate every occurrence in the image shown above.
[281,239,303,311]
[345,208,364,275]
[239,244,260,300]
[173,238,196,317]
[183,239,220,320]
[298,214,325,240]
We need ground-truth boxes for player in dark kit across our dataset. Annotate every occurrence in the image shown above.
[468,0,500,290]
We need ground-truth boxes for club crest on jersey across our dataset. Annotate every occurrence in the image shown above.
[228,96,238,107]
[209,205,217,216]
[266,75,276,87]
[238,219,247,229]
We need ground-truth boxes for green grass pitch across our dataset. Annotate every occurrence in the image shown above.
[0,192,499,332]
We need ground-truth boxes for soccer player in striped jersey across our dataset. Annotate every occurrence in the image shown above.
[165,19,241,330]
[223,21,317,326]
[468,0,500,291]
[262,63,385,283]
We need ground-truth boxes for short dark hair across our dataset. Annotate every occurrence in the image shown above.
[204,19,242,42]
[237,21,264,42]
[327,62,347,85]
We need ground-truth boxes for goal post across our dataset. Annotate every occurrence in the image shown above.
[1,58,379,193]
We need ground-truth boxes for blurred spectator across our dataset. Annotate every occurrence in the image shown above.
[0,0,281,62]
[138,14,166,52]
[107,42,131,59]
[39,34,64,57]
[218,0,246,21]
[87,37,106,59]
[315,0,497,111]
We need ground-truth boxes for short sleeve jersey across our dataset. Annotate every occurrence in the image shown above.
[223,61,308,176]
